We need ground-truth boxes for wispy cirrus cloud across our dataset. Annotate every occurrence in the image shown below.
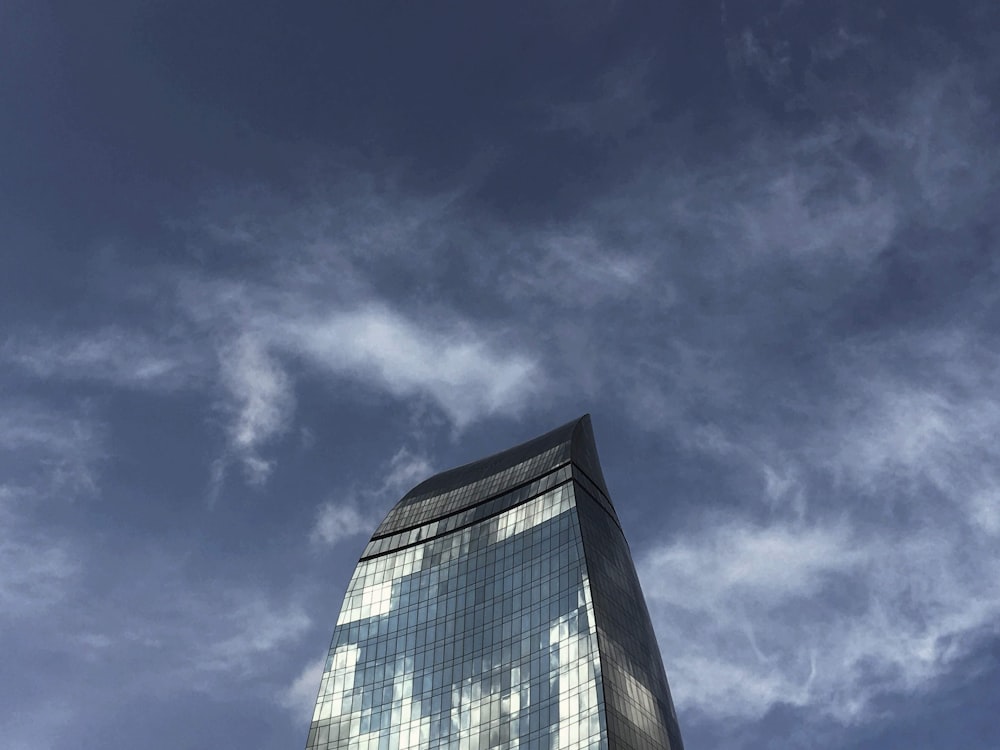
[5,216,541,498]
[2,326,206,392]
[641,509,1000,724]
[0,24,995,746]
[637,321,1000,727]
[192,57,993,502]
[195,291,538,491]
[0,401,106,499]
[0,402,100,618]
[199,596,313,675]
[0,488,79,618]
[279,656,326,722]
[4,1,997,749]
[558,52,1000,732]
[283,305,540,428]
[168,179,544,487]
[215,333,296,486]
[67,554,318,690]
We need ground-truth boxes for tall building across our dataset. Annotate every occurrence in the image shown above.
[306,415,684,750]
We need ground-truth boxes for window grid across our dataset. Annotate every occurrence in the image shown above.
[309,486,609,750]
[573,482,682,750]
[307,416,684,750]
[375,446,571,536]
[363,465,573,560]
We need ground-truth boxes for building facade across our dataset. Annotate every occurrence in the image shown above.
[306,416,684,750]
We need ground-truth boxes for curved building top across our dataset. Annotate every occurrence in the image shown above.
[372,414,610,538]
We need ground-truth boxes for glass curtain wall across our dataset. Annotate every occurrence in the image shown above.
[305,416,683,750]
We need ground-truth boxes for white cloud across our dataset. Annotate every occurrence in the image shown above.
[817,332,1000,540]
[283,305,540,429]
[216,333,295,485]
[0,488,79,617]
[501,230,656,310]
[738,166,898,263]
[644,523,861,609]
[220,336,294,452]
[196,289,534,492]
[830,385,997,492]
[1,45,992,747]
[1,9,993,750]
[167,216,541,488]
[82,572,316,685]
[202,598,312,674]
[609,119,902,277]
[0,403,106,497]
[382,447,434,494]
[638,328,1000,725]
[279,656,326,722]
[481,67,996,440]
[312,501,374,548]
[6,174,542,497]
[0,403,98,618]
[640,512,1000,723]
[2,326,204,391]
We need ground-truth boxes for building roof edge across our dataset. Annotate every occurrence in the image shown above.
[399,414,603,503]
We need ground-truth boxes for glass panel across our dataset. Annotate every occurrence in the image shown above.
[307,485,608,750]
[308,417,684,750]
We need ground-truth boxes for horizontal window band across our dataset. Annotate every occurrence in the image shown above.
[373,445,571,537]
[360,465,622,562]
[370,461,573,542]
[360,474,573,561]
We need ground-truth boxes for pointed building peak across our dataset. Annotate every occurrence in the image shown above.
[374,415,610,537]
[311,412,684,750]
[400,414,588,502]
[568,414,610,499]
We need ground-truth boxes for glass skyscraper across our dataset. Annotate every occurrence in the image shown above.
[306,415,684,750]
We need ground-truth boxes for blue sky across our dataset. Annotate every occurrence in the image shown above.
[2,1,999,748]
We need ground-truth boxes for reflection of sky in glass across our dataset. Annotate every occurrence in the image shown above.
[308,484,608,750]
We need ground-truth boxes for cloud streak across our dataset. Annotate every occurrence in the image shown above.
[0,402,106,499]
[0,14,996,746]
[0,403,99,618]
[3,326,205,392]
[0,489,79,618]
[540,52,1000,733]
[216,333,296,485]
[197,291,539,491]
[637,324,1000,726]
[284,305,540,428]
[641,508,1000,723]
